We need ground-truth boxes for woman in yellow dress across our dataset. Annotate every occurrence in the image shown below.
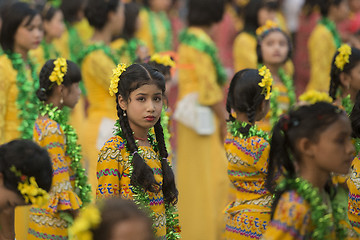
[175,0,229,239]
[80,0,125,195]
[306,0,349,92]
[97,63,180,239]
[28,58,91,239]
[136,0,172,54]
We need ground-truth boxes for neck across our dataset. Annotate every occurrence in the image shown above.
[341,87,357,103]
[45,96,63,110]
[45,35,53,44]
[128,121,149,140]
[92,27,113,45]
[13,46,28,62]
[326,14,337,23]
[298,161,329,190]
[265,63,280,77]
[235,112,251,125]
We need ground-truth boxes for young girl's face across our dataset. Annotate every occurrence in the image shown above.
[261,31,289,65]
[110,1,125,36]
[110,218,153,240]
[14,14,43,52]
[257,7,276,27]
[63,82,81,109]
[310,114,354,175]
[150,0,171,12]
[333,1,350,22]
[44,10,65,40]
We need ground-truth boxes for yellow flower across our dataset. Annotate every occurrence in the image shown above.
[70,204,101,240]
[335,44,351,71]
[49,57,68,85]
[256,20,279,36]
[17,176,49,206]
[299,90,333,104]
[150,54,175,67]
[109,63,127,96]
[258,66,273,100]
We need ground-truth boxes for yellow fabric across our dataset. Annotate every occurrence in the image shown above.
[28,118,82,239]
[30,42,59,70]
[53,30,70,60]
[224,133,272,239]
[306,24,336,92]
[74,19,94,43]
[96,135,180,238]
[110,38,132,65]
[348,156,360,234]
[81,49,117,197]
[176,26,229,240]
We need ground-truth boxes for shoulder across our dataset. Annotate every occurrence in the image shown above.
[225,134,269,152]
[0,54,13,70]
[98,136,127,162]
[234,32,256,45]
[310,24,333,41]
[34,118,62,134]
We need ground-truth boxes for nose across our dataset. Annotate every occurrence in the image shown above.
[147,99,155,112]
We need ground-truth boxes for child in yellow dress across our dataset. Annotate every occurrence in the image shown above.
[28,58,91,239]
[96,63,180,239]
[224,67,273,239]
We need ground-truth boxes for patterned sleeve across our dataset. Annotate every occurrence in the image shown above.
[348,156,360,234]
[96,136,126,199]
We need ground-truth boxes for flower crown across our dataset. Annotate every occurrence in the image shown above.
[298,90,333,105]
[335,44,351,71]
[256,20,280,37]
[150,53,175,68]
[49,57,67,86]
[258,65,273,100]
[10,166,49,206]
[70,204,101,240]
[109,63,128,96]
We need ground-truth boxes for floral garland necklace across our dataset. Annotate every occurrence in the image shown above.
[6,51,39,140]
[179,29,227,86]
[114,121,180,240]
[67,22,84,64]
[116,38,143,63]
[78,42,118,66]
[39,103,92,206]
[276,177,347,240]
[319,17,341,49]
[228,120,270,142]
[146,7,172,52]
[41,40,60,61]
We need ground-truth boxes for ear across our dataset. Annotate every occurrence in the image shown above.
[339,72,351,89]
[118,94,127,111]
[296,137,316,159]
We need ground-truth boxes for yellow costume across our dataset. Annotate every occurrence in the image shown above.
[28,118,82,239]
[224,132,271,239]
[30,41,60,69]
[96,135,180,238]
[348,156,360,234]
[176,27,229,240]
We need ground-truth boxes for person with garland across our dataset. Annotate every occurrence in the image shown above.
[0,139,52,240]
[255,20,295,132]
[28,58,91,239]
[135,0,172,54]
[262,101,357,239]
[96,63,180,239]
[306,0,349,92]
[174,0,229,239]
[224,67,273,239]
[30,2,65,68]
[80,0,125,196]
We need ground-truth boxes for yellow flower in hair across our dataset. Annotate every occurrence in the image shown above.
[150,54,175,67]
[70,204,101,240]
[18,176,49,207]
[256,20,279,36]
[299,90,333,104]
[49,57,68,85]
[109,63,127,96]
[335,44,352,71]
[258,66,273,100]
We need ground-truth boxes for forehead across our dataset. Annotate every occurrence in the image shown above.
[20,14,41,27]
[262,31,287,41]
[319,114,351,137]
[131,83,162,94]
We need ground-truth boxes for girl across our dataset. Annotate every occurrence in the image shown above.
[0,1,43,144]
[28,58,91,239]
[31,3,65,67]
[256,20,295,132]
[0,139,52,240]
[263,102,356,239]
[136,0,172,54]
[306,0,349,92]
[70,199,155,240]
[96,63,180,239]
[175,0,228,239]
[224,67,272,239]
[81,0,125,195]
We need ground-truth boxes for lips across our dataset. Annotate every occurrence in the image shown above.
[145,116,155,121]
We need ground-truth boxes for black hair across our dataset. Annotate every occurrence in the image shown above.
[226,69,268,135]
[85,0,120,30]
[122,2,140,41]
[329,47,360,100]
[60,0,85,23]
[36,3,58,22]
[0,139,52,198]
[148,60,172,83]
[115,63,178,205]
[266,102,345,217]
[256,28,293,64]
[350,91,360,138]
[242,0,278,34]
[318,0,344,17]
[0,2,39,51]
[187,0,225,26]
[93,198,155,240]
[37,59,82,101]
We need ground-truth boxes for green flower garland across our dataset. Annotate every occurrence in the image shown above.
[7,51,39,140]
[67,22,84,64]
[270,88,281,126]
[341,94,354,116]
[276,177,347,240]
[319,17,342,49]
[161,107,172,153]
[41,40,60,62]
[115,38,143,63]
[278,67,296,106]
[78,42,118,66]
[39,103,92,206]
[354,138,360,155]
[114,121,180,239]
[228,120,270,142]
[146,7,172,53]
[179,29,227,86]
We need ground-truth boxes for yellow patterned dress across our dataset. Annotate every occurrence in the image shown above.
[96,135,180,238]
[348,156,360,234]
[224,132,272,239]
[28,117,82,239]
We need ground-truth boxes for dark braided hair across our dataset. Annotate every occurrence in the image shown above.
[226,69,268,135]
[350,91,360,138]
[85,0,121,30]
[266,102,345,218]
[329,47,360,100]
[115,63,178,204]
